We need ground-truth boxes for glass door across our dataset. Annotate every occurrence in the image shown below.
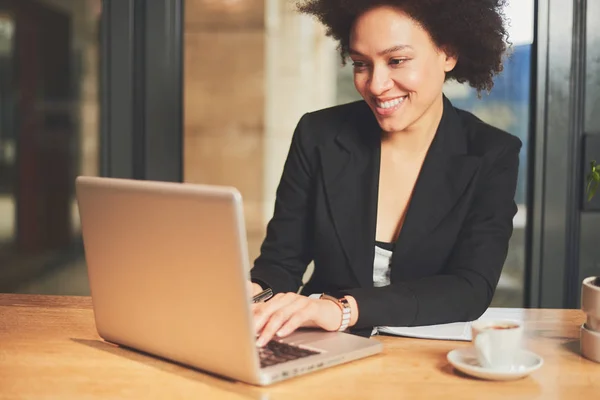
[0,0,101,295]
[0,12,16,261]
[443,1,535,307]
[0,0,183,296]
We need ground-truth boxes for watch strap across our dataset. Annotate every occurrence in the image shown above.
[320,294,351,331]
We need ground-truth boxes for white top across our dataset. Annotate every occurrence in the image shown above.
[373,245,393,287]
[371,245,393,335]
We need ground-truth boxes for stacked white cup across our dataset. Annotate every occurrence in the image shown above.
[581,276,600,363]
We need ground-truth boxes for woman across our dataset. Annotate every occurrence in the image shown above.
[249,0,520,347]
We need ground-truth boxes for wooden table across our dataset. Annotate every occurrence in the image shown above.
[1,294,599,399]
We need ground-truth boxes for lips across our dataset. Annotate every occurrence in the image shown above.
[375,96,406,109]
[373,95,407,116]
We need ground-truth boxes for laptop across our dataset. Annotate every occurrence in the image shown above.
[75,176,382,386]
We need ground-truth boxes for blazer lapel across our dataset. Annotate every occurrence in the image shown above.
[319,103,380,288]
[319,98,481,287]
[392,97,481,265]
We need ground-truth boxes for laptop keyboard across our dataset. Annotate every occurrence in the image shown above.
[259,340,321,368]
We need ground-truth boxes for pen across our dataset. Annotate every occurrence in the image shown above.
[252,288,273,303]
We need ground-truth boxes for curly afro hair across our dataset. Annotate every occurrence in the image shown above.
[296,0,510,93]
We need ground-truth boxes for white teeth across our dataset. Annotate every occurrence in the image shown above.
[377,96,406,109]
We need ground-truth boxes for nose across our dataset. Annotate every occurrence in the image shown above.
[368,65,393,95]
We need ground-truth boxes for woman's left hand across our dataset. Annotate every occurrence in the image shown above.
[253,293,343,347]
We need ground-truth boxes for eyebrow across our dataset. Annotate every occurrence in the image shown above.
[348,44,413,57]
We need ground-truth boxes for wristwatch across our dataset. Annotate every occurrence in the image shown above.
[319,294,351,331]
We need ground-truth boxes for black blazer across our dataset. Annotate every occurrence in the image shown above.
[250,96,522,331]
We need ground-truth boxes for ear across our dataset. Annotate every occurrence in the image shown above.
[441,47,458,72]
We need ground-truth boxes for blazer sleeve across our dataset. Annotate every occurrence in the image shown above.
[250,114,315,294]
[342,138,522,329]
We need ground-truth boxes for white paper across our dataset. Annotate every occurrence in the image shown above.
[376,307,525,341]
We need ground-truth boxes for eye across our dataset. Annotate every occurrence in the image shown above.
[352,61,368,71]
[389,58,406,67]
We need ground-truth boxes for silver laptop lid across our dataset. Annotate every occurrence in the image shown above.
[75,176,261,383]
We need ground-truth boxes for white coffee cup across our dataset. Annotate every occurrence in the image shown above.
[471,319,523,370]
[582,277,600,332]
[587,315,600,332]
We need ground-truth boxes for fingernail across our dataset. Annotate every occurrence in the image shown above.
[256,337,264,347]
[276,330,285,337]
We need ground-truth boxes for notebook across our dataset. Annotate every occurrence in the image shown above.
[376,308,525,341]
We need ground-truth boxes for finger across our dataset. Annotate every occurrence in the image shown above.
[275,303,316,338]
[257,298,308,347]
[253,293,297,334]
[254,292,298,335]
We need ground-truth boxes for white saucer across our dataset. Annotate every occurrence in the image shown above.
[447,347,543,381]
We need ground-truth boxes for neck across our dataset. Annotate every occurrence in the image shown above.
[381,94,445,156]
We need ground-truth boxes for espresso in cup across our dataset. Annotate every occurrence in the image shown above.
[484,323,519,330]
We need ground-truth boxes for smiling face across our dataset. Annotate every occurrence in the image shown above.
[349,6,457,135]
